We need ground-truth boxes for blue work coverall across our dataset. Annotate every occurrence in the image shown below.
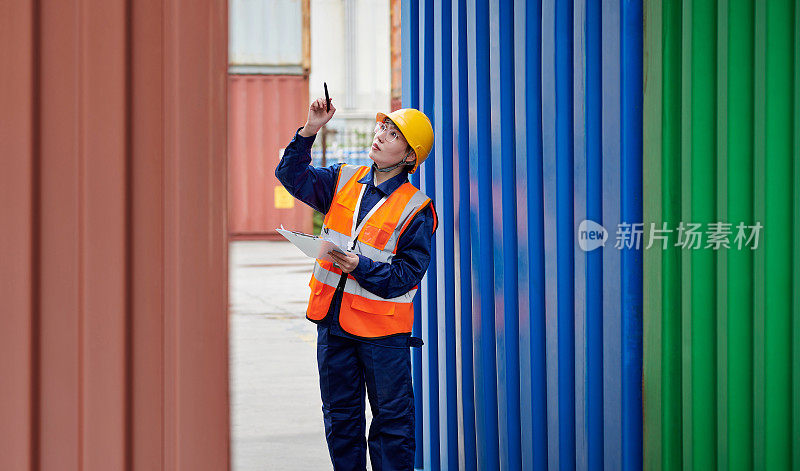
[275,129,435,471]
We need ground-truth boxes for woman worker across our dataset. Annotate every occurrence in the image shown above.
[275,96,437,471]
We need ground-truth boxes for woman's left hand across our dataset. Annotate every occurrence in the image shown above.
[328,250,359,273]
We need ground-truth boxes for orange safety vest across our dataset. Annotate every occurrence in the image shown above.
[306,165,438,338]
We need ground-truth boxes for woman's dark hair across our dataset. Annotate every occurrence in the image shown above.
[404,146,416,172]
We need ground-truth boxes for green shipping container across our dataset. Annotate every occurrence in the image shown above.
[643,0,799,470]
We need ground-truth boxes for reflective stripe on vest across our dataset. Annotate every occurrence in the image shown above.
[306,165,433,338]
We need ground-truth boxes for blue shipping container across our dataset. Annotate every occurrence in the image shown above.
[403,1,643,470]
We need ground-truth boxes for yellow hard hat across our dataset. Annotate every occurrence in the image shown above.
[376,108,434,174]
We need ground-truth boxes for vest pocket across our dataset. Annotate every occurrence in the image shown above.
[360,222,393,250]
[307,274,335,321]
[349,293,396,317]
[325,201,354,235]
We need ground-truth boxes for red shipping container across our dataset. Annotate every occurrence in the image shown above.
[1,1,229,470]
[228,74,313,239]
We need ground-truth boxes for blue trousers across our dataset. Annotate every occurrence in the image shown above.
[316,327,415,471]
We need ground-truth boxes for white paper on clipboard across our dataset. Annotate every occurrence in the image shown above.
[276,225,349,262]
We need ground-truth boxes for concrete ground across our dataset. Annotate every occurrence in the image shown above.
[229,240,330,471]
[229,240,378,471]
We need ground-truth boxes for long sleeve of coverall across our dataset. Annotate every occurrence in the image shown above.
[275,129,435,301]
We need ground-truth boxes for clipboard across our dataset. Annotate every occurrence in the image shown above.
[276,225,349,262]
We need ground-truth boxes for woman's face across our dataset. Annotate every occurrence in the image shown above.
[369,119,413,168]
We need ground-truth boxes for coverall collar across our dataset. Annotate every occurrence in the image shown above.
[358,166,409,197]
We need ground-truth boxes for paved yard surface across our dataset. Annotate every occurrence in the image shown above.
[230,240,384,470]
[229,240,331,471]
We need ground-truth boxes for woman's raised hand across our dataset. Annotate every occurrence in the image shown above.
[301,97,336,136]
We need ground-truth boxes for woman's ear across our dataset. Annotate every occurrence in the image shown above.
[405,149,417,164]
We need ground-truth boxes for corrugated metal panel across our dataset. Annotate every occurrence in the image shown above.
[390,0,402,110]
[0,1,230,470]
[404,0,644,469]
[228,75,313,238]
[0,2,35,469]
[643,0,798,469]
[229,0,304,69]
